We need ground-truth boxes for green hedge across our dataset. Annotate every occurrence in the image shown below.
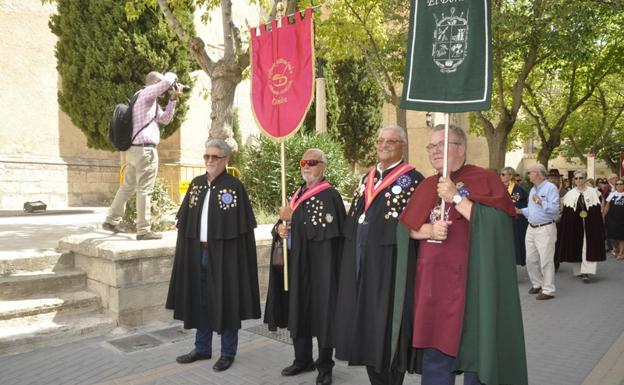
[242,133,357,210]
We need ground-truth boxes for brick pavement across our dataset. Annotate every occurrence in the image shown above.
[1,256,623,385]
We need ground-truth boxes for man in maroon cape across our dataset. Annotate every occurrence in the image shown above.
[399,125,527,385]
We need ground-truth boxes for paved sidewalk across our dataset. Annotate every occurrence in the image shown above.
[1,210,624,385]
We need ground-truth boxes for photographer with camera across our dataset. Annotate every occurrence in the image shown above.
[103,71,185,240]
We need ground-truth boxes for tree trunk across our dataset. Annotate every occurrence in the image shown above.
[396,106,409,162]
[209,65,240,151]
[485,121,511,171]
[537,145,554,168]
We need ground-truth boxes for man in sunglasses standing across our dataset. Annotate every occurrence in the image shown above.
[334,125,423,385]
[264,148,346,385]
[166,139,261,372]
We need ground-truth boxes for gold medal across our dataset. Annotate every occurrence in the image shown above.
[579,210,588,218]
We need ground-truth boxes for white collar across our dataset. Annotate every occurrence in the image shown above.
[376,160,402,175]
[562,187,601,209]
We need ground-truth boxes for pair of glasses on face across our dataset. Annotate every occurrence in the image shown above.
[574,177,585,180]
[203,154,225,161]
[376,138,403,146]
[617,182,624,186]
[299,159,324,168]
[425,141,461,152]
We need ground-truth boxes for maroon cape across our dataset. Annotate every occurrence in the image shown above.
[400,164,515,231]
[556,188,606,263]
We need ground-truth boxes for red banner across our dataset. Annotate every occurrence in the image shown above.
[250,8,315,140]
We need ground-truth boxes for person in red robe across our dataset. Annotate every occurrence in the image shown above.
[399,125,527,385]
[555,170,606,282]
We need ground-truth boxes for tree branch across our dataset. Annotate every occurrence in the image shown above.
[157,0,216,75]
[344,0,398,102]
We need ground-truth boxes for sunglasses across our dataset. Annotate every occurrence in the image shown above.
[203,154,225,161]
[299,159,324,167]
[574,177,585,180]
[617,183,624,186]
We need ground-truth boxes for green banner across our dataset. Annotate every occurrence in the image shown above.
[401,0,492,112]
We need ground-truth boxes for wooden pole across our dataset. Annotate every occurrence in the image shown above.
[440,113,450,218]
[280,141,289,291]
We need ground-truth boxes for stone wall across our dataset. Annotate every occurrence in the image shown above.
[59,231,272,327]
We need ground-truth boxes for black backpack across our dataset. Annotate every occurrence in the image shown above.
[108,92,155,151]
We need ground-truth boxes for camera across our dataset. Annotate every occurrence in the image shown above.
[174,82,191,93]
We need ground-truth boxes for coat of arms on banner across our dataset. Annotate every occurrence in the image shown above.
[432,7,469,73]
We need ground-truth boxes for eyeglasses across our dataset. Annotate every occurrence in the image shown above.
[299,159,324,167]
[425,141,461,152]
[616,182,624,186]
[574,177,585,180]
[376,138,403,146]
[203,154,226,161]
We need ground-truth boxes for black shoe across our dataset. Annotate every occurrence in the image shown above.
[136,231,163,240]
[281,362,316,376]
[213,356,234,372]
[176,349,211,364]
[102,222,122,233]
[316,371,333,385]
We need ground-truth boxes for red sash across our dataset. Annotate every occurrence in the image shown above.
[364,164,414,212]
[289,180,333,212]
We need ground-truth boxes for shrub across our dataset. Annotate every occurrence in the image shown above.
[242,133,357,211]
[122,179,177,232]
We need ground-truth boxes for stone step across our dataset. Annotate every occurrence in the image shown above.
[0,250,73,276]
[0,269,86,300]
[0,310,117,356]
[0,290,101,321]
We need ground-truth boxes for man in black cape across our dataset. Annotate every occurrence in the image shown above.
[265,148,346,385]
[334,125,424,385]
[166,139,260,372]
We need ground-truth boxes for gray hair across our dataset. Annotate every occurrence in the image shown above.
[574,170,587,179]
[305,148,327,164]
[145,71,162,86]
[433,124,467,146]
[205,139,232,157]
[378,125,407,143]
[532,164,547,177]
[502,166,516,176]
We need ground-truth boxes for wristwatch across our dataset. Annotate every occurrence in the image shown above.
[452,194,463,205]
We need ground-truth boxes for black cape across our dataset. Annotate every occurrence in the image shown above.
[166,172,261,331]
[334,163,423,372]
[264,184,346,348]
[556,188,606,263]
[509,183,529,265]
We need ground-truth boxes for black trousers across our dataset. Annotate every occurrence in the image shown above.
[366,365,406,385]
[293,336,334,374]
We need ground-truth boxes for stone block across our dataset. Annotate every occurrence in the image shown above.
[118,283,169,311]
[140,257,173,285]
[74,253,117,287]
